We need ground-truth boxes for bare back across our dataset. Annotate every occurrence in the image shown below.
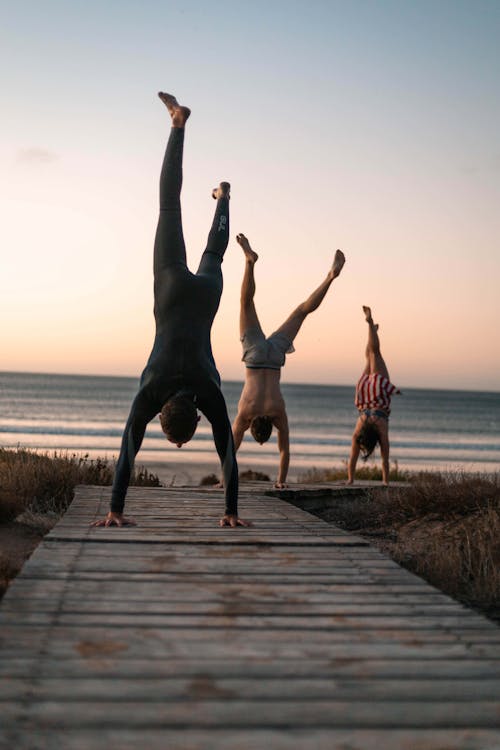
[237,368,286,422]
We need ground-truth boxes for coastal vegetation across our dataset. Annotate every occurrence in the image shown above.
[0,448,161,596]
[297,460,407,483]
[299,465,500,622]
[0,447,161,521]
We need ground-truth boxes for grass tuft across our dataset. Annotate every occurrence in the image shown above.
[297,460,408,483]
[0,447,162,521]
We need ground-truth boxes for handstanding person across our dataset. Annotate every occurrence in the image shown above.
[93,92,249,529]
[348,305,401,486]
[232,233,345,488]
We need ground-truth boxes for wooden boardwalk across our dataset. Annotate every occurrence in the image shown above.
[1,483,500,749]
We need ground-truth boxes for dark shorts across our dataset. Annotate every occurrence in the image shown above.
[360,408,389,421]
[241,327,295,370]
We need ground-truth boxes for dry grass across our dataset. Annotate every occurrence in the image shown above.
[297,460,408,484]
[372,471,500,619]
[0,447,162,522]
[301,468,500,621]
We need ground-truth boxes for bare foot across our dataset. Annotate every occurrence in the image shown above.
[212,181,231,200]
[236,233,258,263]
[330,249,345,279]
[158,92,191,127]
[363,305,373,323]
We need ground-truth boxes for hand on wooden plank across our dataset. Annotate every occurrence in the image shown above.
[219,514,253,528]
[90,512,137,528]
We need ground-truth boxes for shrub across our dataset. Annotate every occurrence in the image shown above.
[0,448,162,520]
[297,460,407,484]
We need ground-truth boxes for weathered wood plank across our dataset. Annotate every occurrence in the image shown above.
[1,600,473,617]
[0,627,489,660]
[0,728,497,750]
[2,676,500,702]
[2,612,494,631]
[1,699,500,728]
[2,657,499,680]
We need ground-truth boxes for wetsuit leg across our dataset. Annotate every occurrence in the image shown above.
[154,127,187,275]
[195,195,230,279]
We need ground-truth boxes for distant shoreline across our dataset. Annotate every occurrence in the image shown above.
[1,369,499,395]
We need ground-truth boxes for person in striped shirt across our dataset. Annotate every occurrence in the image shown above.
[348,306,400,485]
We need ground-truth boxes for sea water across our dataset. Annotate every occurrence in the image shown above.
[1,371,499,476]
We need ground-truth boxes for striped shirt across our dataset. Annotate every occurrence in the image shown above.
[355,373,399,414]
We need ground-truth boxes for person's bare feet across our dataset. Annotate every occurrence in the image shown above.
[212,181,231,200]
[330,249,345,279]
[236,233,258,263]
[158,92,191,127]
[363,305,373,323]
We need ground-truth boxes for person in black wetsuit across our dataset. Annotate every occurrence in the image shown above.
[92,92,249,529]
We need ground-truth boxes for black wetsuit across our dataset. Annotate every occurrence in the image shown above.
[110,126,238,516]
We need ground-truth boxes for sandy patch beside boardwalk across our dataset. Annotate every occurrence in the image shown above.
[138,459,221,487]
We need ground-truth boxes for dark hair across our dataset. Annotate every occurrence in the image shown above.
[159,394,198,444]
[250,415,273,444]
[356,421,380,460]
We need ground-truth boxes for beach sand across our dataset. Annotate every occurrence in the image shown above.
[139,458,222,487]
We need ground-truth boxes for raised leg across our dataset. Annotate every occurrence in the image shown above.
[274,249,345,343]
[363,306,390,379]
[196,182,231,280]
[235,233,263,338]
[153,93,191,276]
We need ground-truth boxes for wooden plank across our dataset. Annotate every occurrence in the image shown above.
[2,657,499,680]
[2,676,500,702]
[0,600,473,617]
[6,578,450,598]
[1,699,500,728]
[2,612,495,631]
[0,627,488,660]
[0,728,497,750]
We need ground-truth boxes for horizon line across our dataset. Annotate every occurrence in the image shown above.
[1,369,499,396]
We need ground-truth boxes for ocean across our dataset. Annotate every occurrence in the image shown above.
[1,371,499,479]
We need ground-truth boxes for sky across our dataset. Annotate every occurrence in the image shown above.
[1,0,499,391]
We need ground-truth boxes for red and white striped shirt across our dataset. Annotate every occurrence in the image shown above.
[355,373,399,414]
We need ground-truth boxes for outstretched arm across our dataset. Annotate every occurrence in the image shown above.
[232,413,250,451]
[199,388,251,527]
[273,412,290,489]
[92,390,158,527]
[378,428,390,485]
[347,434,360,485]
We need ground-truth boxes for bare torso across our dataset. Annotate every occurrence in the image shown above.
[236,368,286,421]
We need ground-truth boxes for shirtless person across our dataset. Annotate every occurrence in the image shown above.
[232,234,345,488]
[93,93,249,529]
[348,306,401,485]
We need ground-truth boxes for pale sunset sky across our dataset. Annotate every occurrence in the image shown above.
[1,0,499,391]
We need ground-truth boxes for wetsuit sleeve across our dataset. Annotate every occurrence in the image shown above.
[198,387,238,516]
[110,390,159,514]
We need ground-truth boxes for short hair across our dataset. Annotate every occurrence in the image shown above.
[250,415,273,444]
[356,421,380,460]
[159,394,198,445]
